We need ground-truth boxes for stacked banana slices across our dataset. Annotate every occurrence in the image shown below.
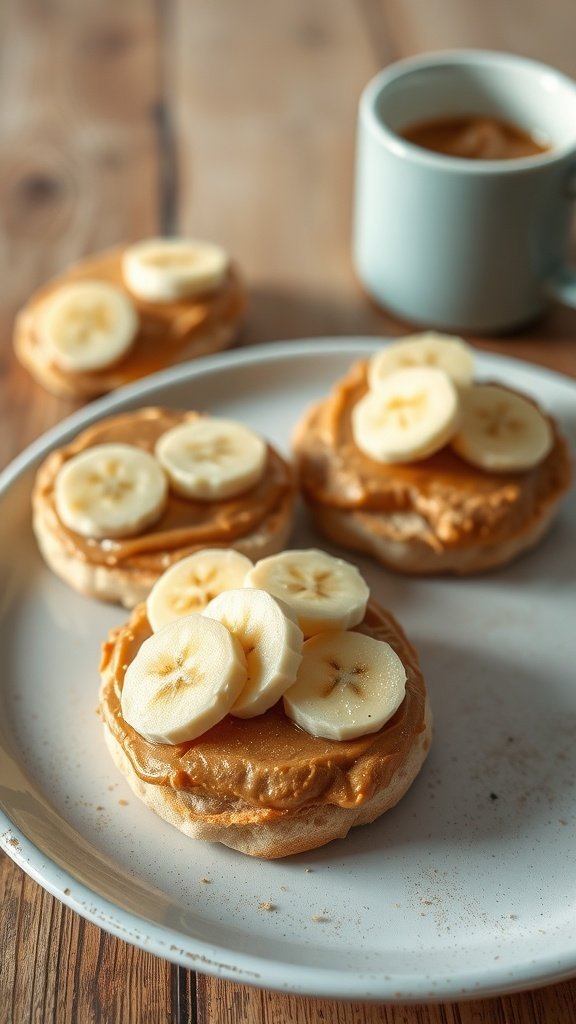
[353,333,553,471]
[121,548,408,744]
[54,417,268,540]
[39,238,230,373]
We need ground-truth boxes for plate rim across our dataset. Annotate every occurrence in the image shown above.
[2,336,574,489]
[1,335,576,1002]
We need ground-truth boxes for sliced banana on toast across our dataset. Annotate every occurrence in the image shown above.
[122,237,229,303]
[147,548,254,632]
[368,332,474,389]
[283,630,407,741]
[121,614,247,743]
[54,443,168,539]
[39,280,138,372]
[452,383,553,471]
[203,588,303,718]
[352,365,461,463]
[244,548,369,636]
[155,417,267,500]
[119,547,411,744]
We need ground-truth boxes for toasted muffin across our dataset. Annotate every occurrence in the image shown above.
[32,407,295,606]
[99,548,431,859]
[293,335,572,574]
[14,238,246,399]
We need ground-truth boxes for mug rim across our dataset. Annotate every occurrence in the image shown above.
[360,48,576,173]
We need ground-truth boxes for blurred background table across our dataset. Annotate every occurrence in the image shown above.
[1,1,575,1021]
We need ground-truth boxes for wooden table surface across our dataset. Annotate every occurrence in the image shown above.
[1,1,575,1021]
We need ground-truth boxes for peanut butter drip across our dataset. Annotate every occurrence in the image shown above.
[34,407,294,570]
[294,359,571,550]
[99,599,428,811]
[19,245,245,387]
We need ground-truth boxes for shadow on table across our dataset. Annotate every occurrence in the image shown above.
[239,282,400,344]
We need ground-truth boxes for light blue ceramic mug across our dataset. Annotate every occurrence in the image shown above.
[353,50,576,334]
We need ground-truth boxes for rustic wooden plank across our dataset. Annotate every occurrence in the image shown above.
[194,974,576,1024]
[0,0,178,1019]
[167,0,398,346]
[0,0,164,468]
[0,855,174,1024]
[380,0,576,76]
[1,0,576,1022]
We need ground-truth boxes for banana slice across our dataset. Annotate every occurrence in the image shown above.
[203,588,303,718]
[283,630,406,741]
[352,365,460,463]
[244,549,369,637]
[155,417,267,501]
[54,443,168,539]
[146,548,254,632]
[121,614,247,743]
[39,280,138,372]
[368,332,474,390]
[122,237,229,303]
[451,383,553,472]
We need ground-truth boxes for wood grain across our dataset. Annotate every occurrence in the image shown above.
[167,0,386,343]
[194,974,576,1024]
[1,0,575,1022]
[0,0,162,466]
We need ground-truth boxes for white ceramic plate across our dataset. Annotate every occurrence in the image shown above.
[1,338,575,1003]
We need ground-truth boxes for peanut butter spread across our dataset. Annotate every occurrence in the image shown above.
[99,598,428,812]
[294,359,571,550]
[16,245,245,390]
[33,408,294,573]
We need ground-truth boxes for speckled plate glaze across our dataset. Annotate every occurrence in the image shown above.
[1,338,576,1002]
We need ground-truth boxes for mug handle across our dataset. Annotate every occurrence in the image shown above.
[544,163,576,307]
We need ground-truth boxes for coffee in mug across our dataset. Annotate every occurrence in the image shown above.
[400,115,551,160]
[353,50,576,333]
